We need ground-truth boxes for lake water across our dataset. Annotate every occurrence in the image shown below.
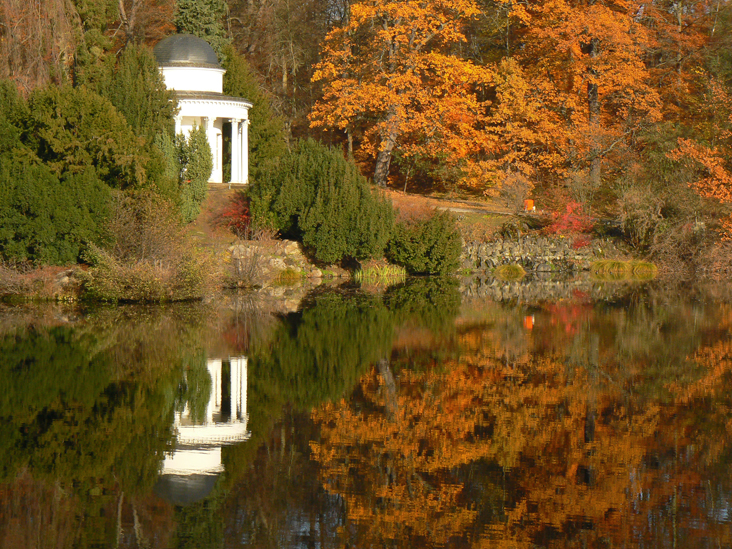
[1,278,731,548]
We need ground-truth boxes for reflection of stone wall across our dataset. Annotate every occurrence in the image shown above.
[461,236,624,273]
[459,275,635,303]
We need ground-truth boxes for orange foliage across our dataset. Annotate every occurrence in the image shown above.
[669,78,732,237]
[310,352,660,546]
[310,0,494,188]
[517,0,662,181]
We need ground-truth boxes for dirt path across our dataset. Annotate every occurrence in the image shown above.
[384,189,512,218]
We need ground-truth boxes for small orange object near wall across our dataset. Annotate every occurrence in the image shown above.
[523,315,534,330]
[524,199,535,212]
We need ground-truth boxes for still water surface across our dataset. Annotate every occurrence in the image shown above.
[1,279,731,548]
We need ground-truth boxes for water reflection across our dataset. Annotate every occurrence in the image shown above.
[156,357,250,506]
[0,282,731,548]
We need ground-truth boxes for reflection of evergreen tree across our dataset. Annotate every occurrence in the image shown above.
[249,291,394,412]
[176,349,212,423]
[385,276,461,332]
[0,285,466,546]
[247,279,461,413]
[0,310,212,491]
[173,480,226,549]
[0,327,110,480]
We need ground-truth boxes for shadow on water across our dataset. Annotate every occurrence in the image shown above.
[1,279,732,547]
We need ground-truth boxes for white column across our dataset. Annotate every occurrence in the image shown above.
[230,119,240,184]
[216,133,223,182]
[203,116,217,182]
[229,357,248,422]
[241,357,247,423]
[207,359,222,424]
[174,115,182,135]
[241,119,249,184]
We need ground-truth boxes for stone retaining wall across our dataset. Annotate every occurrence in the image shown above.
[228,239,349,288]
[460,235,621,273]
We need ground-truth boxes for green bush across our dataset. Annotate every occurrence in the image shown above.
[493,263,526,280]
[179,125,213,223]
[386,211,462,275]
[155,125,213,223]
[248,139,394,264]
[26,84,148,188]
[95,44,178,141]
[0,156,110,264]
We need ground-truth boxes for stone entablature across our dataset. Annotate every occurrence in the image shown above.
[160,66,225,94]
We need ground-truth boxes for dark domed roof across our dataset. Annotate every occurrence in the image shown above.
[154,34,220,68]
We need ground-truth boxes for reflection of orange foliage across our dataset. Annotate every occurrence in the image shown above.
[311,353,662,547]
[671,340,732,404]
[311,316,732,548]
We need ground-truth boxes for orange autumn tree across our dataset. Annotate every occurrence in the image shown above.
[669,78,732,238]
[519,0,662,195]
[481,57,568,201]
[309,0,493,189]
[636,0,713,120]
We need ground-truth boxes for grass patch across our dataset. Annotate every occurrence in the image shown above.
[273,268,304,285]
[591,260,657,280]
[629,260,658,279]
[354,263,407,285]
[493,263,526,281]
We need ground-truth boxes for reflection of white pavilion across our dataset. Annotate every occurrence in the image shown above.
[155,357,250,506]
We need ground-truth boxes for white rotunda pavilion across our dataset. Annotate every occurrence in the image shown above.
[154,34,252,184]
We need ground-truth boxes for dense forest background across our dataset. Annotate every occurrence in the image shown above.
[2,0,732,272]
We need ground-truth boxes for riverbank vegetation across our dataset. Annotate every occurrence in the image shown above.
[2,0,732,290]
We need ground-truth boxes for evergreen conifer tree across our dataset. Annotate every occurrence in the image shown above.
[222,46,287,179]
[248,139,394,263]
[179,125,213,223]
[101,45,178,141]
[174,0,231,61]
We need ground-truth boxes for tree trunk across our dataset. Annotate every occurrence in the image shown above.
[587,37,601,190]
[378,358,398,421]
[373,109,399,188]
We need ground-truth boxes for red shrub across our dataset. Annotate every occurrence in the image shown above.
[220,193,251,238]
[545,201,594,241]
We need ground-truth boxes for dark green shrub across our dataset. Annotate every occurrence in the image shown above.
[248,138,394,264]
[179,125,213,223]
[0,155,110,264]
[154,125,213,223]
[95,45,177,141]
[0,80,28,155]
[386,211,462,275]
[26,84,147,188]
